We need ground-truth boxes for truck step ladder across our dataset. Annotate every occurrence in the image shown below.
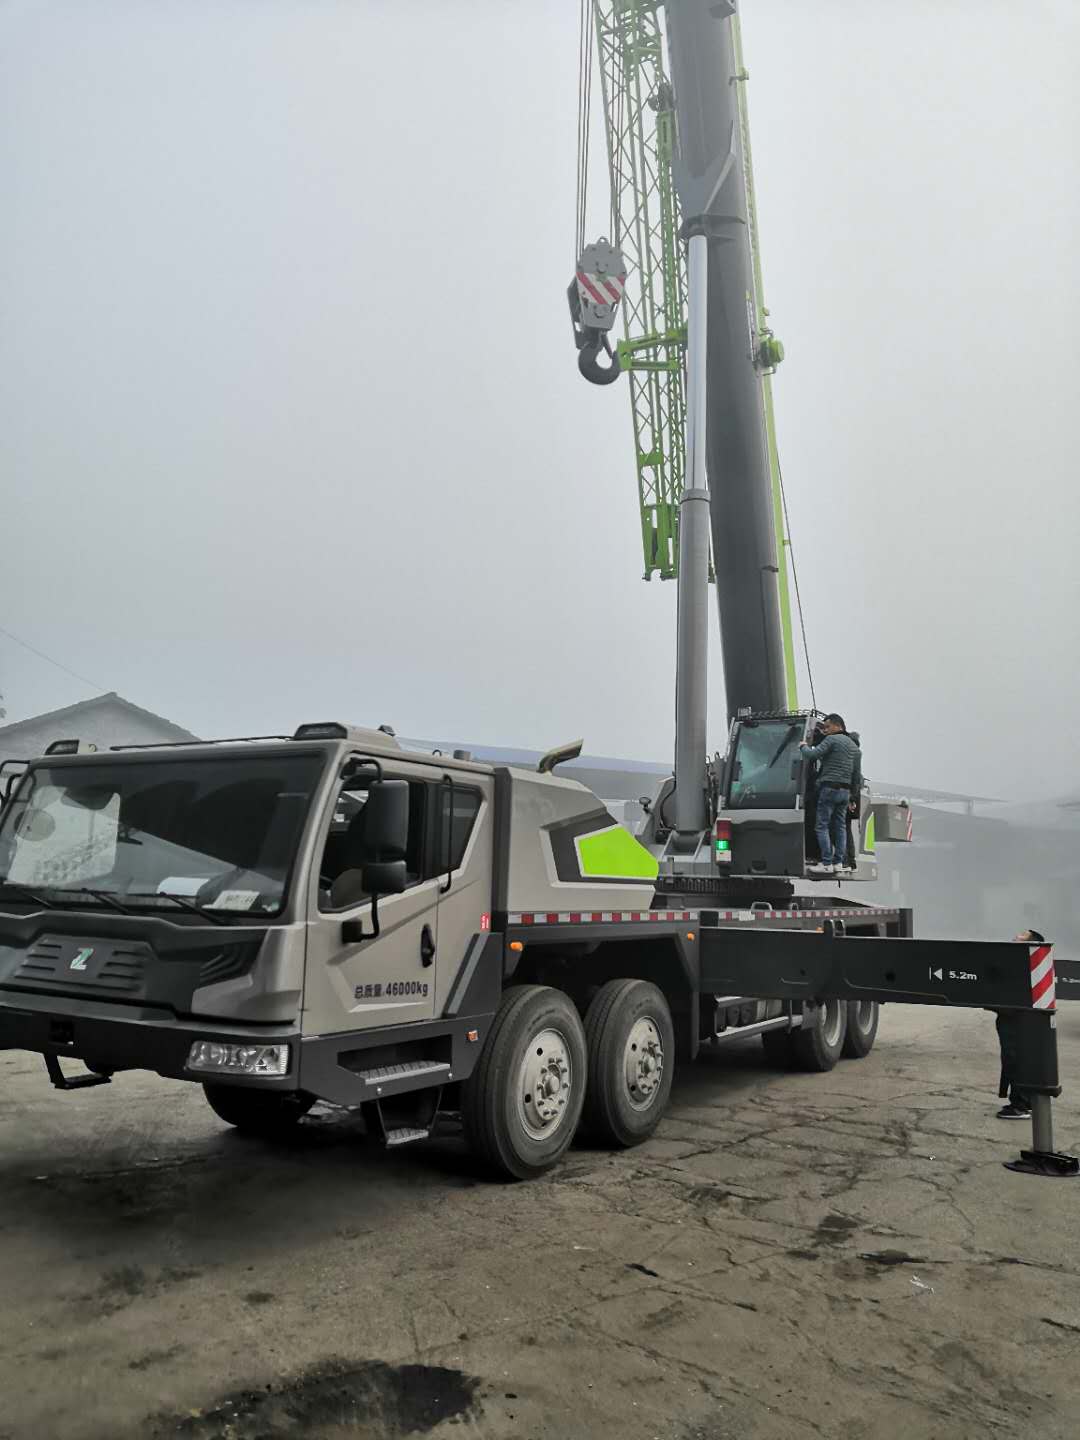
[352,1060,451,1091]
[384,1126,432,1148]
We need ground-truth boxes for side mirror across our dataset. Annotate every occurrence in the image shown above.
[363,779,409,860]
[361,860,407,897]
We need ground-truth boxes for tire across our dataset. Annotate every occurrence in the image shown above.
[462,985,587,1181]
[203,1084,315,1136]
[790,999,847,1072]
[841,1000,880,1059]
[581,979,674,1148]
[760,1024,795,1067]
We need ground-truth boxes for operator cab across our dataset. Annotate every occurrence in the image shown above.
[652,709,879,889]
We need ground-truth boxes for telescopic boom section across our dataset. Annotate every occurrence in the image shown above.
[666,0,788,720]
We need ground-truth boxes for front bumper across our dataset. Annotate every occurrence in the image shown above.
[0,991,300,1089]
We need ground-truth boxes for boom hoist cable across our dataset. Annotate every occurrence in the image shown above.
[569,0,625,384]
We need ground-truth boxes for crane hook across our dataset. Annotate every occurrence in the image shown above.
[568,238,627,388]
[577,334,621,386]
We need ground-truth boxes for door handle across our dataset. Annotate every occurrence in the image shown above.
[420,924,436,967]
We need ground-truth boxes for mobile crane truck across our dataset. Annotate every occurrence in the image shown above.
[0,1,1072,1182]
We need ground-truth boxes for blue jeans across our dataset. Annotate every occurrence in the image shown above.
[815,785,850,866]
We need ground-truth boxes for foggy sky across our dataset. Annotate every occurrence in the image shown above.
[2,0,1078,802]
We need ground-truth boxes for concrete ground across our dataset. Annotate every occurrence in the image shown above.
[1,1004,1079,1440]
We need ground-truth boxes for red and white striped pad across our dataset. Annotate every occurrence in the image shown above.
[1030,944,1056,1011]
[576,270,626,307]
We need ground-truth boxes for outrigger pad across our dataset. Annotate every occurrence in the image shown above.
[1004,1149,1080,1179]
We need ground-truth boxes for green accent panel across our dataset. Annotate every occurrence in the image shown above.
[864,814,876,855]
[576,825,660,880]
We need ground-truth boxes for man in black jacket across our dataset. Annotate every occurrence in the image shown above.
[844,731,863,873]
[995,928,1044,1119]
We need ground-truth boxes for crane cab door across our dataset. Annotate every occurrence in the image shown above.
[720,717,810,878]
[301,760,443,1037]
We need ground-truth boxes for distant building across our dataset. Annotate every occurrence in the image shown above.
[0,693,199,760]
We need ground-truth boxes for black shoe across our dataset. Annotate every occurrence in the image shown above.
[997,1103,1032,1120]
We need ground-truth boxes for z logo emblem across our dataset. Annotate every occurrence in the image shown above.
[70,947,94,972]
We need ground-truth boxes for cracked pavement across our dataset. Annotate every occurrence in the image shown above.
[1,1002,1078,1439]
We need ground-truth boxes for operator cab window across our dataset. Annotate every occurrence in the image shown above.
[318,774,428,911]
[727,721,807,810]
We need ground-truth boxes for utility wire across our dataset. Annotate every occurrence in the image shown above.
[776,462,817,711]
[0,624,108,695]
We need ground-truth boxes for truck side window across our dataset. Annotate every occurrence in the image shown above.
[318,776,429,910]
[439,787,481,873]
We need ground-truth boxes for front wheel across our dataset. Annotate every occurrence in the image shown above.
[582,979,674,1147]
[463,985,587,1181]
[841,1000,880,1058]
[790,999,847,1073]
[203,1084,315,1137]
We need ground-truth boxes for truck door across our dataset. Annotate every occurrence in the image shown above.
[302,761,441,1037]
[431,775,494,1018]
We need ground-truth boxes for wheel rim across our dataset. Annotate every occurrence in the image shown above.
[851,1000,874,1035]
[822,999,845,1048]
[518,1027,574,1141]
[624,1015,664,1112]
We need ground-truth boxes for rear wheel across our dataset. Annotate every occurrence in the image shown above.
[463,985,586,1181]
[841,1000,880,1058]
[203,1084,315,1136]
[582,979,674,1147]
[791,999,847,1072]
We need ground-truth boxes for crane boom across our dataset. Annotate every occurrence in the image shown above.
[666,0,787,721]
[581,1,797,715]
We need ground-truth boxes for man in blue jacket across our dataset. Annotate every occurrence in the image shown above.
[801,715,861,875]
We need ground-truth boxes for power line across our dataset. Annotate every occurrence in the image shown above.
[0,624,108,696]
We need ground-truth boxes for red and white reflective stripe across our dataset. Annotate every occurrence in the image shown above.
[576,270,625,306]
[713,908,895,922]
[505,906,897,927]
[906,810,914,842]
[507,910,695,927]
[1030,944,1056,1011]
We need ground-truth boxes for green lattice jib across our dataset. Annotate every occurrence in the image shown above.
[594,0,686,581]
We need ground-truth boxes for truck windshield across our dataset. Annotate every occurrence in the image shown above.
[0,752,324,917]
[727,721,805,810]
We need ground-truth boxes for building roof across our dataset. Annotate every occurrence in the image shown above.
[0,692,199,745]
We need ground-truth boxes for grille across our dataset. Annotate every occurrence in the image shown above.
[15,940,146,994]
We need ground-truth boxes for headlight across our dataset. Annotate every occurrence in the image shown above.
[186,1042,290,1077]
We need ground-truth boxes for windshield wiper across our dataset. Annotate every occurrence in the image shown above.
[766,724,801,771]
[0,877,57,910]
[155,892,229,927]
[59,888,134,915]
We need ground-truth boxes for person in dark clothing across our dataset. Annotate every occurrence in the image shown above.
[844,730,862,872]
[995,928,1044,1119]
[800,714,860,874]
